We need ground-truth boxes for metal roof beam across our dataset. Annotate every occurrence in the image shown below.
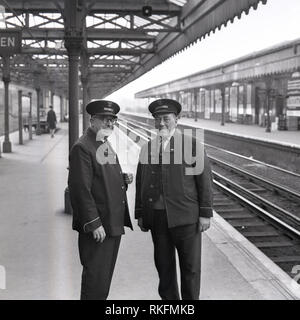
[5,0,180,14]
[42,67,131,74]
[20,28,155,41]
[21,58,137,66]
[20,47,153,55]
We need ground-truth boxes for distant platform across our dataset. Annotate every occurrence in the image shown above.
[120,112,300,174]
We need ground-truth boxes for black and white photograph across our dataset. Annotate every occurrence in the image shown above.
[0,0,300,306]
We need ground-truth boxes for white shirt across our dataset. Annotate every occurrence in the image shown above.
[161,128,176,151]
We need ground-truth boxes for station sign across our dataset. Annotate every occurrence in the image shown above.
[286,110,300,117]
[0,30,22,56]
[287,72,300,111]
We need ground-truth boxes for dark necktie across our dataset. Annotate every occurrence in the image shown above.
[159,137,163,165]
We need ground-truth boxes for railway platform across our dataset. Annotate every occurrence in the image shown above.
[0,123,299,300]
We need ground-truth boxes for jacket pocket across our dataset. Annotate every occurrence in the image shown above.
[182,174,198,200]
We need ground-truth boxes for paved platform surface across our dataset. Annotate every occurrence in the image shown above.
[122,111,300,148]
[0,123,299,300]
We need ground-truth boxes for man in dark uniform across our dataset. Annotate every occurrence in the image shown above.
[68,100,133,300]
[135,98,213,300]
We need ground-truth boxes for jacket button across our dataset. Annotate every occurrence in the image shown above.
[122,200,126,204]
[149,198,153,202]
[122,186,125,189]
[150,184,154,188]
[151,171,155,174]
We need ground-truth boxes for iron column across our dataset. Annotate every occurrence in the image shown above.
[194,88,198,122]
[60,95,64,122]
[64,0,84,149]
[81,50,90,133]
[18,90,23,145]
[221,85,225,126]
[2,56,11,152]
[28,92,33,140]
[65,38,82,149]
[35,87,41,135]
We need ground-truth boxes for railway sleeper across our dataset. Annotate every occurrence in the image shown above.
[270,256,300,263]
[253,241,294,248]
[246,187,267,194]
[247,235,291,243]
[212,196,229,201]
[261,246,300,257]
[216,207,245,213]
[242,230,281,237]
[280,263,300,277]
[218,212,254,219]
[213,202,240,207]
[228,218,266,227]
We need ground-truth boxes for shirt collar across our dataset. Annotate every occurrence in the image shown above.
[162,128,176,142]
[87,127,107,144]
[160,128,176,150]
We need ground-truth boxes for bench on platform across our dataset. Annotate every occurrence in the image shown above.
[23,121,50,133]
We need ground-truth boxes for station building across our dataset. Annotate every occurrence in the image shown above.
[135,38,300,131]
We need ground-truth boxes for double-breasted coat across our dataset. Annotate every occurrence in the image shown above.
[68,127,132,235]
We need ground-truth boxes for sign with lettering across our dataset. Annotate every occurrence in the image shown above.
[0,30,22,56]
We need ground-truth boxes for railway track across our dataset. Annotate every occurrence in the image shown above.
[118,117,300,278]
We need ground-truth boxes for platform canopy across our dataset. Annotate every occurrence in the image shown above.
[0,0,267,99]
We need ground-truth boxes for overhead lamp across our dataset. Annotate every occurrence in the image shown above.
[142,5,152,17]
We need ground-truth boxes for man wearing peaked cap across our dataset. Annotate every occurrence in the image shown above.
[86,99,120,118]
[148,98,181,116]
[135,98,213,300]
[68,99,133,300]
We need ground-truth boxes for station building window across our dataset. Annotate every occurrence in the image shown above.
[210,90,215,114]
[246,85,252,115]
[215,89,222,114]
[204,90,211,119]
[225,87,230,113]
[170,92,176,101]
[194,89,200,115]
[238,85,244,115]
[199,89,205,114]
[181,92,188,113]
[229,86,238,122]
[187,91,192,113]
[179,91,184,110]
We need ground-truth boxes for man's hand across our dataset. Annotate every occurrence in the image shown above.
[93,226,106,242]
[138,217,148,232]
[199,217,211,232]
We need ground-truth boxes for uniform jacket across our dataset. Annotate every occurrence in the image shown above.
[135,128,213,229]
[68,127,133,235]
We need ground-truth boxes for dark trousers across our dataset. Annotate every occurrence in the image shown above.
[150,209,202,300]
[78,232,121,300]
